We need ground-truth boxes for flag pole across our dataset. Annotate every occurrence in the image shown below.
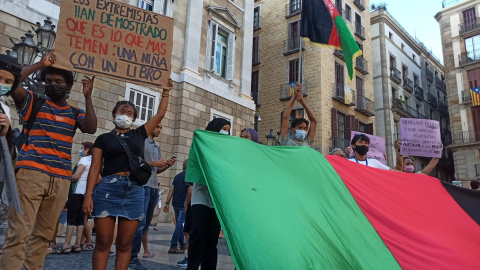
[298,0,303,91]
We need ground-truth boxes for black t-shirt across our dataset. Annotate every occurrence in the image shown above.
[93,126,148,176]
[172,171,189,207]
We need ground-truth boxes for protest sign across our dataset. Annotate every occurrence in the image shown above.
[349,131,386,164]
[400,118,442,158]
[54,0,174,88]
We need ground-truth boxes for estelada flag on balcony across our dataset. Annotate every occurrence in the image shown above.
[187,130,480,270]
[344,85,353,104]
[471,87,480,106]
[288,81,297,97]
[300,0,361,81]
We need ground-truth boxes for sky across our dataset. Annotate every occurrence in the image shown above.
[372,0,446,62]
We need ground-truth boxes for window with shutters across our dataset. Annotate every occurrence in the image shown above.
[289,58,301,83]
[338,113,345,140]
[463,7,477,32]
[125,83,160,125]
[345,4,352,22]
[254,5,261,30]
[251,70,260,106]
[288,20,301,51]
[206,21,236,80]
[335,62,344,93]
[253,35,260,65]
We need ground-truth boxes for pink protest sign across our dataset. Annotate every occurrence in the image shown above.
[399,118,442,158]
[349,131,386,164]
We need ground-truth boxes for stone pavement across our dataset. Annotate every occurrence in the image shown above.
[0,222,235,270]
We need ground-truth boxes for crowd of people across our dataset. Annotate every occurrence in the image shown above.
[0,50,476,270]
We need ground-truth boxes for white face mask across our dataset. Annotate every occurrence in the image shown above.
[114,114,133,129]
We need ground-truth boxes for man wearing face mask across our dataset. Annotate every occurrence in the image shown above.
[280,84,317,146]
[0,52,98,270]
[347,134,394,170]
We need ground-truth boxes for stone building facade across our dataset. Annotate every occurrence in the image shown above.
[253,0,376,154]
[0,0,255,221]
[435,0,480,186]
[371,7,454,180]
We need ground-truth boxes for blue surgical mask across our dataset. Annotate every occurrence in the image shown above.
[79,149,84,157]
[294,130,307,141]
[0,83,11,96]
[219,130,229,135]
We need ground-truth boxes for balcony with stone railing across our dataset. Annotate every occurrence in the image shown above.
[332,83,355,106]
[391,98,426,119]
[459,17,480,35]
[403,77,414,93]
[462,90,472,104]
[452,130,480,145]
[390,67,402,84]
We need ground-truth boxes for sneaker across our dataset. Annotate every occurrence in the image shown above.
[128,258,147,270]
[177,257,188,267]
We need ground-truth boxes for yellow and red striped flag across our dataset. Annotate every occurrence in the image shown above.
[471,87,480,106]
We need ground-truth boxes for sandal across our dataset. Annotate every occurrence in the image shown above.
[82,243,94,251]
[52,246,72,254]
[72,246,82,253]
[167,248,184,254]
[143,252,155,258]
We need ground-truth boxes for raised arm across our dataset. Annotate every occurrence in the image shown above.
[77,76,97,134]
[395,140,403,171]
[280,86,298,138]
[421,158,440,175]
[144,78,173,135]
[82,147,103,217]
[297,89,317,142]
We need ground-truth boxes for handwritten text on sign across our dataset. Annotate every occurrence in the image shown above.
[400,118,442,158]
[54,0,174,88]
[349,131,387,165]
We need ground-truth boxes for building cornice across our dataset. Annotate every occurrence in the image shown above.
[435,0,480,21]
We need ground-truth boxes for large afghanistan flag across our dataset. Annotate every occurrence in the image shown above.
[300,0,361,80]
[187,130,480,270]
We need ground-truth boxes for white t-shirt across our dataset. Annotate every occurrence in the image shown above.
[347,158,390,170]
[74,156,92,194]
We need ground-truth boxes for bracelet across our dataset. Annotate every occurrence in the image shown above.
[85,191,93,195]
[165,202,170,205]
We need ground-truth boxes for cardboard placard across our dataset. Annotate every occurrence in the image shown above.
[399,118,442,158]
[349,131,387,165]
[54,0,174,88]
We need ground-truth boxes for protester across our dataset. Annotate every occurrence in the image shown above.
[129,123,176,270]
[240,128,259,143]
[280,84,317,146]
[0,52,97,270]
[177,178,193,268]
[330,148,344,156]
[187,118,231,270]
[470,180,479,190]
[395,141,442,175]
[164,159,189,254]
[82,79,173,270]
[54,142,94,254]
[345,134,396,170]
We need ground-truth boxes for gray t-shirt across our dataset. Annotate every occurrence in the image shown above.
[279,130,311,146]
[144,137,162,189]
[191,183,214,208]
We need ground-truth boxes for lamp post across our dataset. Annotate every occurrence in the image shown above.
[35,18,56,53]
[265,129,277,146]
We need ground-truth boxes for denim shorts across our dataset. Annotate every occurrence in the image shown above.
[92,175,145,221]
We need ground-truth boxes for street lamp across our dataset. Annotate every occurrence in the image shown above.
[34,17,56,53]
[265,129,277,146]
[10,31,39,66]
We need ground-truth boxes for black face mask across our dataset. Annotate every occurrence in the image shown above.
[45,84,69,100]
[354,145,369,156]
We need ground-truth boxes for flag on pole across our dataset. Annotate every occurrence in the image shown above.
[287,81,297,97]
[471,87,480,106]
[187,130,480,270]
[300,0,362,81]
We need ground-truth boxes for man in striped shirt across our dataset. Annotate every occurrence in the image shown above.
[0,52,97,269]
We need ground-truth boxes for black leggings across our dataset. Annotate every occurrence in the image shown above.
[66,194,85,226]
[186,204,221,270]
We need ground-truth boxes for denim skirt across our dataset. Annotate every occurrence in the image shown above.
[92,174,145,221]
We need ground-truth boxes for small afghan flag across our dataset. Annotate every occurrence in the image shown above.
[287,81,297,97]
[471,87,480,106]
[301,0,362,81]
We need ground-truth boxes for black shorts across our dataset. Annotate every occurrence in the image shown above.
[183,203,192,233]
[66,194,85,226]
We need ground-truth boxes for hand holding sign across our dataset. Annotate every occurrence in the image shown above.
[399,118,442,158]
[40,51,57,68]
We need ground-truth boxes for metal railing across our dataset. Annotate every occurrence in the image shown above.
[355,23,366,40]
[403,77,414,93]
[426,67,434,82]
[436,77,446,92]
[334,49,344,61]
[452,130,480,145]
[414,85,424,100]
[355,95,375,116]
[391,98,425,119]
[355,58,369,74]
[439,101,449,114]
[390,67,402,84]
[459,18,480,35]
[283,37,304,55]
[428,93,438,107]
[332,83,355,106]
[286,2,302,17]
[354,0,366,11]
[330,137,351,152]
[459,49,480,66]
[279,80,308,101]
[462,90,472,103]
